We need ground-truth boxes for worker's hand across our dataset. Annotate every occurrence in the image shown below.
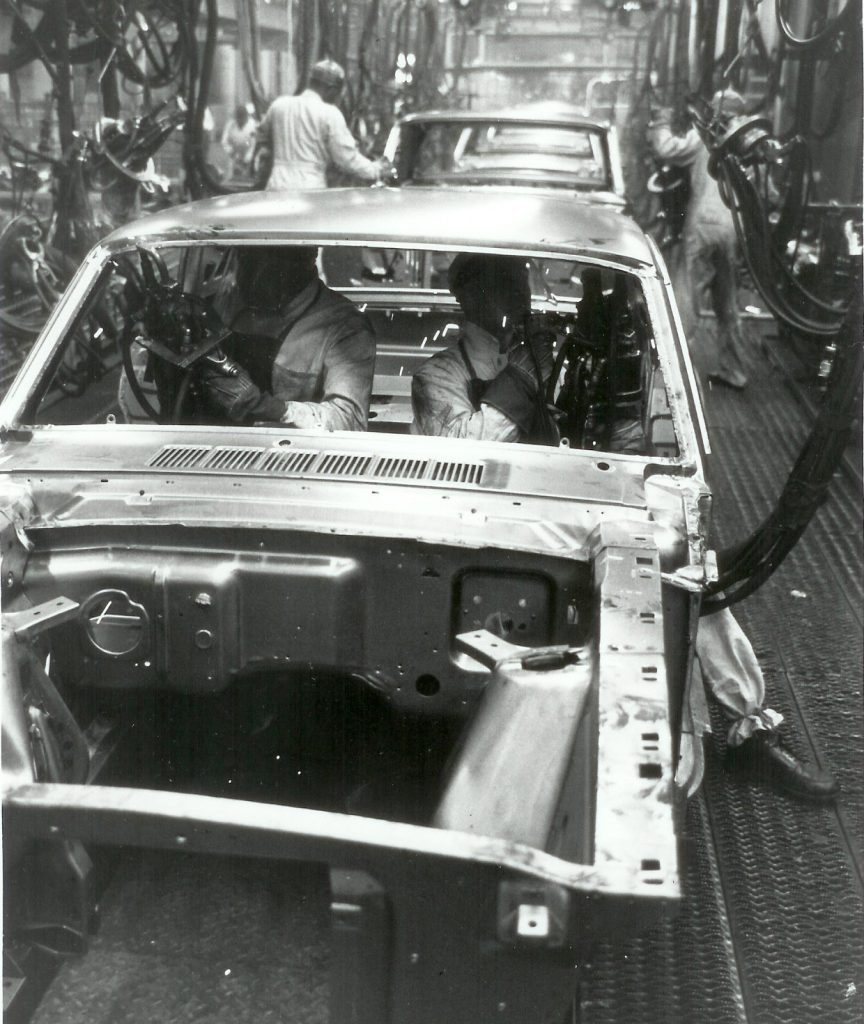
[375,157,396,185]
[200,356,263,421]
[252,144,273,188]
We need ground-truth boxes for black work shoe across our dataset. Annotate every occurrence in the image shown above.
[728,731,840,803]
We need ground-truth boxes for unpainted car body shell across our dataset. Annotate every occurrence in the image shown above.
[1,188,713,1024]
[383,103,627,207]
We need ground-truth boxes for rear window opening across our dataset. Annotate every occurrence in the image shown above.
[392,120,613,190]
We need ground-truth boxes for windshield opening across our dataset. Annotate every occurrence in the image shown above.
[25,242,678,458]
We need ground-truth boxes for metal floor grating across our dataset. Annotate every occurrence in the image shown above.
[580,795,745,1024]
[581,318,864,1023]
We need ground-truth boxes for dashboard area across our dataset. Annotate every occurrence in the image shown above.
[23,528,591,714]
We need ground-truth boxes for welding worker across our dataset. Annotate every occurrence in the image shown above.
[221,104,257,179]
[647,89,750,390]
[411,252,555,442]
[200,246,375,431]
[412,254,837,801]
[257,60,387,190]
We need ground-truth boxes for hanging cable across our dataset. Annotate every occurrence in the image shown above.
[688,97,851,339]
[775,0,860,51]
[237,0,268,116]
[702,275,862,612]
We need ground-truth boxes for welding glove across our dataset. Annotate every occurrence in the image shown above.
[199,354,286,422]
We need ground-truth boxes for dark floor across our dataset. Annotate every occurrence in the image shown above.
[8,309,864,1024]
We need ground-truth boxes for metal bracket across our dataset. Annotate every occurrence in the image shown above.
[4,597,80,641]
[661,550,718,594]
[455,628,580,672]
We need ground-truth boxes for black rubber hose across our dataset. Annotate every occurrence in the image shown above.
[718,156,845,336]
[171,367,194,423]
[702,273,863,612]
[775,0,860,51]
[183,0,246,196]
[521,314,558,445]
[119,326,163,424]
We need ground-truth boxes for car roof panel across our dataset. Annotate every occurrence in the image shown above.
[103,187,654,267]
[397,103,609,130]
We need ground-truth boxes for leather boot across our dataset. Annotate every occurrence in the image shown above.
[728,731,840,802]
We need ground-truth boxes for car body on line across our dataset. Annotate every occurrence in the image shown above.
[382,102,627,208]
[1,187,713,1023]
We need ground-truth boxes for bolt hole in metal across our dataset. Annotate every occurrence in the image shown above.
[415,674,440,697]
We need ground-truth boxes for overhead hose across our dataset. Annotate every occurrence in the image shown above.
[775,0,860,51]
[237,0,268,116]
[182,0,239,197]
[701,274,863,613]
[716,154,848,337]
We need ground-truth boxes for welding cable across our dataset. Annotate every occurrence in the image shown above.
[0,0,58,80]
[355,0,382,115]
[120,2,188,88]
[237,0,268,116]
[742,143,847,317]
[119,326,163,423]
[693,102,821,294]
[775,0,860,51]
[701,275,863,612]
[713,272,859,582]
[73,0,187,88]
[716,154,847,336]
[716,158,826,335]
[0,2,109,74]
[523,319,560,446]
[768,135,810,255]
[182,0,233,197]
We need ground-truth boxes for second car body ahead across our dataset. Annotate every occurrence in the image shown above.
[383,102,627,208]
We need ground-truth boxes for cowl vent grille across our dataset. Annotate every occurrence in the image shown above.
[431,460,484,485]
[147,444,492,489]
[204,447,264,472]
[259,449,318,474]
[148,445,209,470]
[374,457,429,480]
[316,453,374,477]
